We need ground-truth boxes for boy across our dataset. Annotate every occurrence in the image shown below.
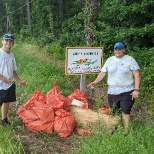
[0,34,26,126]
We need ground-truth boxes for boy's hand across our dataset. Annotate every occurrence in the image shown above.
[3,78,12,84]
[19,81,26,87]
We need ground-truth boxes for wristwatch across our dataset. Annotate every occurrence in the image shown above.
[134,89,139,92]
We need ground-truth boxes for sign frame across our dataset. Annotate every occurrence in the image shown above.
[65,47,104,75]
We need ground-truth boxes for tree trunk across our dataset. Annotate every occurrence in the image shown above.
[6,4,10,33]
[86,0,97,45]
[59,0,64,26]
[47,3,56,40]
[20,8,25,26]
[26,0,32,34]
[80,0,97,93]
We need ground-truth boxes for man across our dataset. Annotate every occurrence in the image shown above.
[0,34,26,126]
[88,42,140,134]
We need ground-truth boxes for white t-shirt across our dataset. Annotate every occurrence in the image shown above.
[101,55,140,95]
[0,48,17,90]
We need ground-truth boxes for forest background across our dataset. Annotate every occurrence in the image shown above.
[0,0,154,153]
[1,0,153,111]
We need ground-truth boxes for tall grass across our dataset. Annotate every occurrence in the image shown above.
[0,43,153,154]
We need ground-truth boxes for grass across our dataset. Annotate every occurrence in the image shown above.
[13,43,79,98]
[73,123,154,154]
[0,126,25,153]
[0,42,154,154]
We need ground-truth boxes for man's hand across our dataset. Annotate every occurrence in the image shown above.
[87,82,96,89]
[130,91,139,100]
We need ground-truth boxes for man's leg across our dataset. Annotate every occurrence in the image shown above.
[1,102,9,120]
[122,113,130,134]
[121,91,134,134]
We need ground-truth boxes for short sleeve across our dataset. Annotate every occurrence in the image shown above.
[12,54,17,71]
[130,57,140,71]
[101,58,111,72]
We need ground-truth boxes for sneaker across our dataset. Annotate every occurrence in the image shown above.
[1,118,10,126]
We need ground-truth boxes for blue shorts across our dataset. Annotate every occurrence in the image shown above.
[0,83,16,106]
[108,90,134,114]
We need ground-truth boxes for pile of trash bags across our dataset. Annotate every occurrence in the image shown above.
[17,82,90,137]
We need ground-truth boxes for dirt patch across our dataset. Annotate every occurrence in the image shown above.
[16,128,81,154]
[130,102,148,123]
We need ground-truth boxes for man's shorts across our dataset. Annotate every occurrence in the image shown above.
[0,83,16,106]
[108,90,134,114]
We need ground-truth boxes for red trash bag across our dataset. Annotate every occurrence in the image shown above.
[63,97,72,111]
[18,107,39,124]
[46,82,66,111]
[17,90,54,134]
[75,127,91,136]
[98,107,110,114]
[54,109,76,138]
[25,103,55,134]
[67,89,89,109]
[17,90,47,113]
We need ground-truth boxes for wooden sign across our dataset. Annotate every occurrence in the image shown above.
[65,47,104,75]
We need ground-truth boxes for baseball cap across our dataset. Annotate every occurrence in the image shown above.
[114,42,124,49]
[3,34,14,41]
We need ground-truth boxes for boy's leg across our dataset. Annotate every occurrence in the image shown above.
[1,83,16,121]
[1,102,10,120]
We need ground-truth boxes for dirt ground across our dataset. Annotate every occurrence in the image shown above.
[16,128,81,154]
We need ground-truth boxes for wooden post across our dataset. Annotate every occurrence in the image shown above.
[80,74,86,93]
